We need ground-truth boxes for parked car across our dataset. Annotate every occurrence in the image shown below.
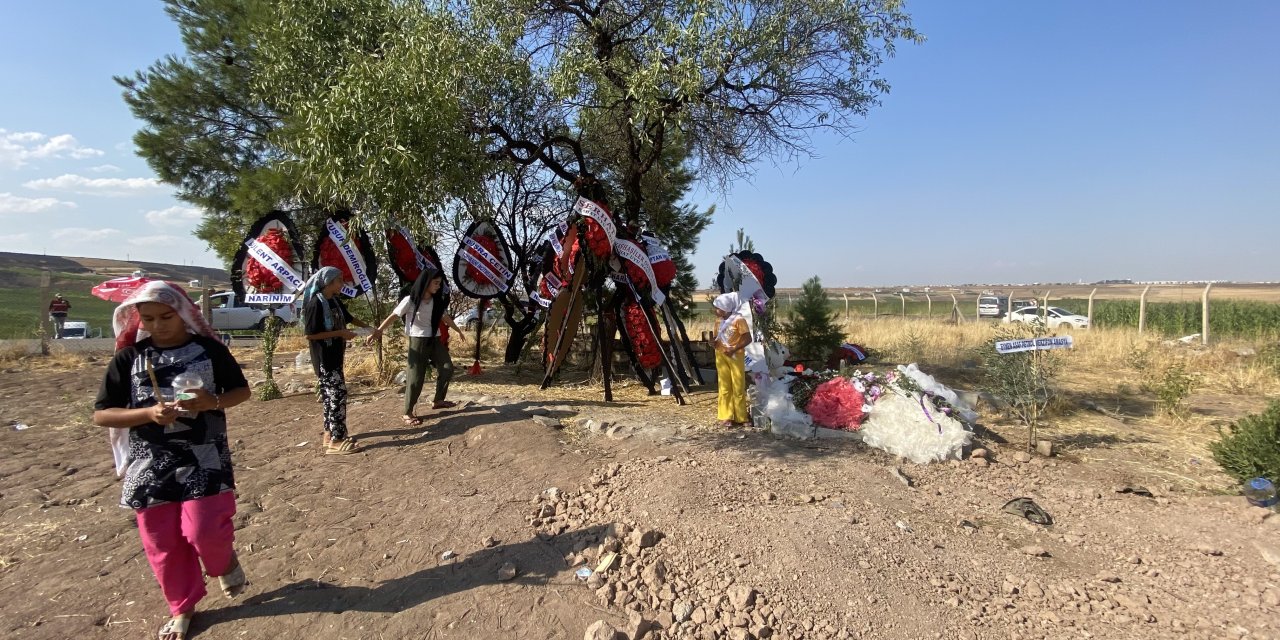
[60,321,90,339]
[977,295,1009,318]
[1006,306,1089,330]
[455,306,502,330]
[198,291,297,331]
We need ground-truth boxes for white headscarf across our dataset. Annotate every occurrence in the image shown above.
[714,292,743,348]
[106,281,220,476]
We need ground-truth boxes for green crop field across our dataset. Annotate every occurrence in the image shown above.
[0,267,121,339]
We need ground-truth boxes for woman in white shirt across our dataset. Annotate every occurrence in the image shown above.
[369,266,464,425]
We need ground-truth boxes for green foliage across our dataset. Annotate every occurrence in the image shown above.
[117,0,290,265]
[1211,400,1280,484]
[1054,298,1280,340]
[981,323,1059,443]
[783,276,844,366]
[256,315,283,401]
[892,325,927,365]
[1140,361,1198,417]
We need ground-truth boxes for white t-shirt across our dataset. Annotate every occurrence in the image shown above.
[392,296,436,337]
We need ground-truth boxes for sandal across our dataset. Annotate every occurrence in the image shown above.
[218,554,247,598]
[326,438,361,455]
[402,415,423,426]
[158,614,191,640]
[432,400,457,409]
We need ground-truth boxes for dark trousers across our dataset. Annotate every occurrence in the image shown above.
[405,336,453,415]
[317,364,348,440]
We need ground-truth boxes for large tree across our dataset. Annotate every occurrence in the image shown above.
[117,0,299,263]
[253,0,920,228]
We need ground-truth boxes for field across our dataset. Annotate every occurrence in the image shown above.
[4,315,1280,639]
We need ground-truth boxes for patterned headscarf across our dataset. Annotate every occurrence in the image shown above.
[112,281,219,351]
[106,280,219,476]
[299,266,343,330]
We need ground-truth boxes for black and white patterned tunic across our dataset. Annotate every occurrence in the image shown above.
[95,335,249,509]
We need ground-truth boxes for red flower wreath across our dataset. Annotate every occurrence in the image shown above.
[580,202,615,260]
[319,238,355,284]
[623,300,661,369]
[740,257,766,288]
[244,228,293,293]
[464,235,502,286]
[624,258,650,291]
[805,377,866,431]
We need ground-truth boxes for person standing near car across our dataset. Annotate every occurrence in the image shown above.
[48,293,70,338]
[368,265,465,425]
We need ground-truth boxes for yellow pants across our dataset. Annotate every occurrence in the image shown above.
[715,349,749,423]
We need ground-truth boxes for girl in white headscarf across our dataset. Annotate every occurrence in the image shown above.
[713,292,751,426]
[93,281,251,640]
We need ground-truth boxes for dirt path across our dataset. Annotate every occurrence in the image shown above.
[2,355,1279,639]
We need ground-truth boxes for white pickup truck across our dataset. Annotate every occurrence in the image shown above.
[203,291,297,331]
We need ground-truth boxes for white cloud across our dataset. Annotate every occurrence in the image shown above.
[144,205,203,227]
[52,227,122,243]
[0,233,31,244]
[128,234,184,247]
[0,129,104,169]
[0,192,78,214]
[89,164,121,173]
[23,173,164,197]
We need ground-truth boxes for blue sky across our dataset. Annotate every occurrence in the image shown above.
[1,1,1276,286]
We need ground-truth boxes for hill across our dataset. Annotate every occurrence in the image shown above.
[0,251,229,339]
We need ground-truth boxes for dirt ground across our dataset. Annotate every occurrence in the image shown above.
[3,349,1279,640]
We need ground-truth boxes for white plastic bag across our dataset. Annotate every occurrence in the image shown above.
[897,363,978,424]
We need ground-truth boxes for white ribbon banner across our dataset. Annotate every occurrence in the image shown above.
[531,292,551,308]
[461,236,512,292]
[995,336,1074,354]
[245,293,294,305]
[544,272,563,298]
[325,219,374,297]
[640,234,671,264]
[243,238,305,293]
[573,197,617,248]
[613,239,665,305]
[398,226,433,272]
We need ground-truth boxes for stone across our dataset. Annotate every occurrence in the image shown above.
[497,562,517,581]
[642,560,668,588]
[970,447,989,459]
[1035,440,1054,457]
[1014,451,1033,464]
[1021,546,1050,558]
[584,620,622,640]
[631,528,663,550]
[971,457,989,467]
[440,550,457,561]
[674,600,695,623]
[1097,573,1121,584]
[1194,545,1224,557]
[728,629,753,640]
[625,611,651,640]
[482,536,498,548]
[531,415,563,429]
[728,585,758,610]
[655,611,675,630]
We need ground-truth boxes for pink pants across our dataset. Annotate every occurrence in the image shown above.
[135,491,237,616]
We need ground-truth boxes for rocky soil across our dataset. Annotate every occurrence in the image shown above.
[2,354,1278,639]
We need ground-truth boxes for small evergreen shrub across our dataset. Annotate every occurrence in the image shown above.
[1140,362,1197,417]
[1211,400,1280,484]
[782,276,844,367]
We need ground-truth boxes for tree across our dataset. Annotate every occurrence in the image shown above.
[784,276,844,365]
[253,0,920,228]
[117,0,300,264]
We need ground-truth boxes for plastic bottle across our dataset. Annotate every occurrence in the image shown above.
[1244,477,1278,508]
[171,371,204,416]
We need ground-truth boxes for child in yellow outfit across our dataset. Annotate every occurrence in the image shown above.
[713,292,752,426]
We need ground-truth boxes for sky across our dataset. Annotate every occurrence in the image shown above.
[1,1,1277,287]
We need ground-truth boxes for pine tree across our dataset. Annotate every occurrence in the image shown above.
[783,276,844,366]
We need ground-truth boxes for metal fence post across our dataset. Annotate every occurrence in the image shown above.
[925,293,932,318]
[1202,283,1213,345]
[1087,287,1097,331]
[899,293,906,318]
[1139,285,1151,335]
[843,293,849,321]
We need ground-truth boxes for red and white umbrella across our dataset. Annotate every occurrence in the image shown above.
[91,276,156,303]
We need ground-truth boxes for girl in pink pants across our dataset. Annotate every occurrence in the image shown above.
[94,282,252,640]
